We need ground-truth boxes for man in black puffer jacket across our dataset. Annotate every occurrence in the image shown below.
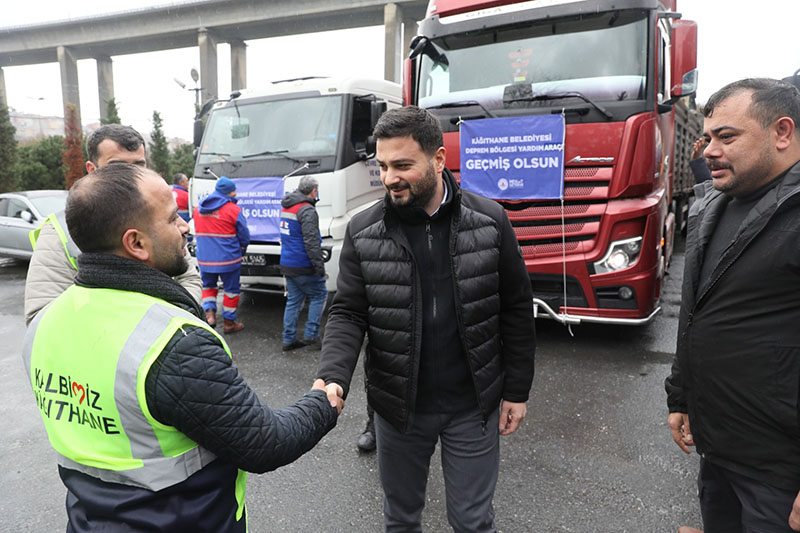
[316,106,535,532]
[23,164,341,533]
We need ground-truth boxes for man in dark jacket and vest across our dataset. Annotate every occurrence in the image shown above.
[665,78,800,532]
[279,175,328,351]
[194,177,250,333]
[23,163,342,533]
[316,106,536,532]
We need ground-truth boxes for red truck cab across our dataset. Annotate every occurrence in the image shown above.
[405,0,697,325]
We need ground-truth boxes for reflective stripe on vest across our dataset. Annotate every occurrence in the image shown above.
[29,211,81,271]
[22,287,247,514]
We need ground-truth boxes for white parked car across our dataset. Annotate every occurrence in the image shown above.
[0,190,68,260]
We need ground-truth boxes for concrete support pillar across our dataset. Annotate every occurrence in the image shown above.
[96,55,115,121]
[230,40,247,91]
[403,18,418,57]
[0,67,7,109]
[57,45,81,126]
[198,28,218,105]
[384,3,403,83]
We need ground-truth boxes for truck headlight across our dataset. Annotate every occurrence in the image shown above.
[593,237,642,274]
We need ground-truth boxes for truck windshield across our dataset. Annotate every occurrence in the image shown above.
[198,95,343,164]
[418,10,648,111]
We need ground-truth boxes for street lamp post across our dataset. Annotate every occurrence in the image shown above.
[174,69,203,118]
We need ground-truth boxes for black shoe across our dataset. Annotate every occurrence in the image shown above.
[301,337,321,350]
[356,429,376,452]
[282,340,305,351]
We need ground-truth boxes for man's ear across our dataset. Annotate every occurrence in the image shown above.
[433,146,447,173]
[774,117,796,151]
[120,228,150,262]
[85,161,96,174]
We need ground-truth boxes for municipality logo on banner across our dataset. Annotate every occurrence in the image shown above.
[232,177,284,242]
[460,115,565,200]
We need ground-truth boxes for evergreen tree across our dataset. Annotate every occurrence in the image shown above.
[62,104,84,189]
[169,143,196,177]
[100,98,121,125]
[149,111,170,181]
[0,104,18,192]
[15,136,65,190]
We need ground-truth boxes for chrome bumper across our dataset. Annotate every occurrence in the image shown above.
[533,298,661,326]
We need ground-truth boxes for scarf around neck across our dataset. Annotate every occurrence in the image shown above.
[75,252,203,318]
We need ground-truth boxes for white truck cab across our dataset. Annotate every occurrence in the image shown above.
[190,77,401,293]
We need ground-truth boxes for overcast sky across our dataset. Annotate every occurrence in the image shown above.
[3,0,800,141]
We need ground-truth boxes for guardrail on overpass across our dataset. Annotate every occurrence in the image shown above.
[0,0,427,125]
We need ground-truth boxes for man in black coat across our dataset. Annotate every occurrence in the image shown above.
[665,78,800,532]
[317,106,535,532]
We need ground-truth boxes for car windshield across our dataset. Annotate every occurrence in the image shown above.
[29,193,67,216]
[418,9,648,110]
[198,95,343,164]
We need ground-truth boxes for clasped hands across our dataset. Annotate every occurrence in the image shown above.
[311,379,344,415]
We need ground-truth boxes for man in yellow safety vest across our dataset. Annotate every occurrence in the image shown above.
[22,163,343,532]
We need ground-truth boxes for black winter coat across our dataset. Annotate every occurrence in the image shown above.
[317,169,536,432]
[666,160,800,490]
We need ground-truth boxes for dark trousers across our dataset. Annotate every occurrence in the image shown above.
[374,408,499,533]
[699,457,797,532]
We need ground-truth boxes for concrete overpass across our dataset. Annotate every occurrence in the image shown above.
[0,0,427,126]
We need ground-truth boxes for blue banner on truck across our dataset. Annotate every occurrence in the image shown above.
[460,115,565,200]
[232,177,284,242]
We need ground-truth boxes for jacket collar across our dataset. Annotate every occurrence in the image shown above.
[690,159,800,306]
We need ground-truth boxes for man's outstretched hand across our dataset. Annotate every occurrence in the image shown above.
[312,379,344,415]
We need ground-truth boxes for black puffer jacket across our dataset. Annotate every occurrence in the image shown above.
[318,169,535,432]
[61,253,338,532]
[666,160,800,490]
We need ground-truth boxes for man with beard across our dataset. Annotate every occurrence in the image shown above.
[23,164,341,532]
[316,106,535,531]
[665,78,800,532]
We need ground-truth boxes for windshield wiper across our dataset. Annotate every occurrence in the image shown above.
[198,151,230,158]
[425,100,497,119]
[242,149,303,165]
[504,92,613,120]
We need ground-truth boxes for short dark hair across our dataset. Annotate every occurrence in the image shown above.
[85,124,146,164]
[66,163,148,253]
[173,173,188,185]
[704,78,800,134]
[373,106,443,156]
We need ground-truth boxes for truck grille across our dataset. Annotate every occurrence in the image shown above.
[498,166,609,259]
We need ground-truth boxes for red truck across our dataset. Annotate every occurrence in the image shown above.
[404,0,698,325]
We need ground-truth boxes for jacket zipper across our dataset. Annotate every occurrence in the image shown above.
[426,222,436,321]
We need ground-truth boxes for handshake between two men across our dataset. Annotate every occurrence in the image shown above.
[312,379,345,415]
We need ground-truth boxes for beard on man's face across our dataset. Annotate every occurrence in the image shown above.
[387,163,438,210]
[157,244,188,278]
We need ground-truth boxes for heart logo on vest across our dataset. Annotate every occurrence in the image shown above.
[72,382,86,404]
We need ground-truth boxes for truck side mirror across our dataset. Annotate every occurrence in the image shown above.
[193,119,204,148]
[670,20,698,98]
[370,100,387,129]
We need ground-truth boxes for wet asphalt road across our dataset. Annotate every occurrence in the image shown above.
[0,240,702,533]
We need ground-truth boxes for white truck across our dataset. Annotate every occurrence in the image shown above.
[190,77,401,293]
